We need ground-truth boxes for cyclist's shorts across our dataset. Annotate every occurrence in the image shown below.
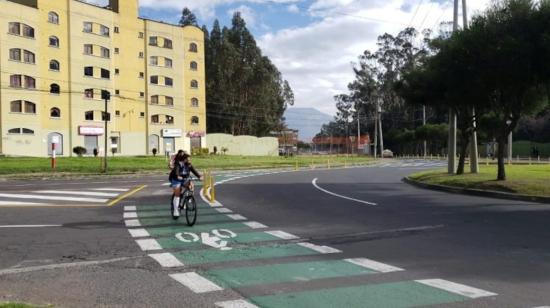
[170,178,190,188]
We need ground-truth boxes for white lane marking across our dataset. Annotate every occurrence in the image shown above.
[532,306,550,308]
[34,190,119,197]
[128,228,150,238]
[312,178,377,206]
[0,256,137,276]
[92,188,129,192]
[170,272,223,293]
[135,239,162,251]
[0,193,108,203]
[123,212,138,219]
[243,221,268,229]
[297,242,341,254]
[162,183,170,186]
[0,225,61,228]
[215,299,260,308]
[199,188,223,207]
[125,219,141,227]
[265,230,299,240]
[227,214,247,221]
[124,206,137,211]
[344,258,404,273]
[215,208,233,213]
[0,201,48,206]
[416,279,497,299]
[149,253,184,268]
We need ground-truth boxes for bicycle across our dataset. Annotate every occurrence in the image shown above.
[170,178,198,226]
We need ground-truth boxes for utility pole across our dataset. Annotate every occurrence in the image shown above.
[378,97,384,158]
[357,108,361,154]
[374,107,378,159]
[102,90,110,173]
[423,105,427,158]
[448,0,459,174]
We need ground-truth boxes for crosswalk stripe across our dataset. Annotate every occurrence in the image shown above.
[0,193,108,203]
[123,212,138,219]
[265,230,299,240]
[92,188,129,192]
[125,219,141,227]
[243,221,267,229]
[215,300,259,308]
[227,214,247,221]
[297,242,341,254]
[124,206,137,211]
[170,272,223,293]
[149,252,184,268]
[34,190,119,197]
[344,258,404,273]
[128,228,150,238]
[0,201,48,206]
[215,208,233,213]
[416,279,497,299]
[135,239,162,251]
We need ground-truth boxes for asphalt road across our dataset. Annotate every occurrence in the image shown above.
[0,160,549,307]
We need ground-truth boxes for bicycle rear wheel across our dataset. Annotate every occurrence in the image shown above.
[185,196,197,226]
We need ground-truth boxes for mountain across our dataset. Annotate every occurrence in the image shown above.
[283,108,333,142]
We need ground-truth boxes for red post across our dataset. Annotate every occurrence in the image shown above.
[51,143,56,170]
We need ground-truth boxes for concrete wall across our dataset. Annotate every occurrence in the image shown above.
[206,134,278,156]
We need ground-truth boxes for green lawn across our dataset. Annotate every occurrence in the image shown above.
[409,164,550,197]
[0,303,47,308]
[0,155,373,176]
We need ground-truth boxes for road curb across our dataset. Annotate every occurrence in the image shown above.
[403,177,550,204]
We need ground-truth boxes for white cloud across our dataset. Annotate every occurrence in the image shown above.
[227,5,257,27]
[287,4,300,14]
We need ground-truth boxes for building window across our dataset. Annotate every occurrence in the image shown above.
[151,115,159,123]
[150,76,158,84]
[84,67,94,77]
[140,112,145,117]
[114,26,119,33]
[115,110,120,117]
[101,47,110,58]
[164,39,173,49]
[9,22,20,35]
[139,52,144,58]
[191,80,198,88]
[166,115,174,125]
[166,96,174,106]
[101,69,110,79]
[114,48,119,54]
[50,60,60,71]
[149,36,157,46]
[115,68,120,75]
[165,77,173,87]
[151,95,159,104]
[24,101,36,114]
[9,48,21,61]
[84,44,93,55]
[24,76,36,89]
[84,89,94,99]
[190,61,198,71]
[165,58,173,68]
[10,101,22,113]
[50,107,61,118]
[191,116,199,125]
[150,56,158,66]
[139,32,144,38]
[22,128,34,135]
[49,36,59,47]
[100,25,110,37]
[85,111,94,121]
[8,128,21,134]
[189,43,198,52]
[22,24,34,38]
[23,50,35,64]
[101,112,110,121]
[83,22,92,33]
[139,72,144,78]
[191,98,199,107]
[48,12,59,24]
[115,89,120,95]
[10,75,22,88]
[140,92,144,98]
[50,84,60,94]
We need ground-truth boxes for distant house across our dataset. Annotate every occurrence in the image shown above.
[272,129,299,155]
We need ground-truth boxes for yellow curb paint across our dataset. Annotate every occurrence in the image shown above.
[108,185,147,207]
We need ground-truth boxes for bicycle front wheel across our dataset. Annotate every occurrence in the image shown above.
[185,196,197,226]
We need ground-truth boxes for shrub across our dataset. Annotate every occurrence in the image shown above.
[152,148,158,156]
[73,146,86,157]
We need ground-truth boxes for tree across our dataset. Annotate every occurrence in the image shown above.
[179,7,198,26]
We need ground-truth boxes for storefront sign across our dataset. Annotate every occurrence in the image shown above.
[162,128,182,137]
[79,126,104,136]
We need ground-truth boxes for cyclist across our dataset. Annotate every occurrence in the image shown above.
[169,153,201,217]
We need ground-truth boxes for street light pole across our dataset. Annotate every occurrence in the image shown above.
[102,90,110,173]
[448,0,459,174]
[357,108,361,154]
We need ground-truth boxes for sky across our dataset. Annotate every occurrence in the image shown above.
[86,0,493,116]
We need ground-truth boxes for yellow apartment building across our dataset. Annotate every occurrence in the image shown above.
[0,0,207,157]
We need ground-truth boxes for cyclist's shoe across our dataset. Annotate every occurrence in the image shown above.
[173,203,180,217]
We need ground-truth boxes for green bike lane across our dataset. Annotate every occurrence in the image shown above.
[124,170,497,307]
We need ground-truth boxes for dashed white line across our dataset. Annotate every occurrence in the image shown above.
[128,228,150,238]
[93,188,129,192]
[265,230,299,240]
[135,239,162,251]
[416,279,497,299]
[215,299,259,308]
[297,242,341,254]
[124,206,137,211]
[243,221,268,229]
[123,212,138,219]
[215,208,233,213]
[34,190,119,197]
[312,178,377,206]
[149,253,184,268]
[0,201,49,206]
[344,258,404,273]
[125,219,141,227]
[0,225,62,228]
[170,272,223,293]
[227,214,247,221]
[0,193,108,203]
